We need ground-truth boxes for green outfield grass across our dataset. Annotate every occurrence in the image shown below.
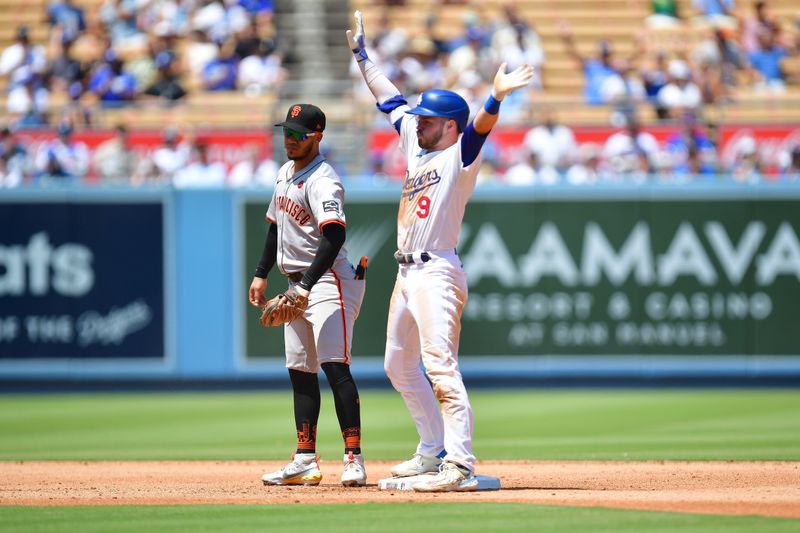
[2,390,799,532]
[0,504,798,533]
[1,390,799,461]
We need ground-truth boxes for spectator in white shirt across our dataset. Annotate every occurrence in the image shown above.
[193,0,249,43]
[6,66,50,128]
[0,126,30,187]
[601,58,647,126]
[490,4,545,89]
[238,39,285,96]
[504,151,560,186]
[0,26,46,83]
[657,59,702,119]
[173,140,227,187]
[522,107,576,173]
[137,127,190,184]
[228,143,278,186]
[34,120,89,183]
[185,29,219,85]
[603,117,660,181]
[93,124,138,184]
[566,143,605,185]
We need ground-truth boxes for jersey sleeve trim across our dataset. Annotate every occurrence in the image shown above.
[376,94,407,114]
[319,219,346,230]
[460,123,489,167]
[265,215,276,224]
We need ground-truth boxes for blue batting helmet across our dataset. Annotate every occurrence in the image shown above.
[406,89,470,131]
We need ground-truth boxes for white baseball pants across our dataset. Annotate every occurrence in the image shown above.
[384,251,475,472]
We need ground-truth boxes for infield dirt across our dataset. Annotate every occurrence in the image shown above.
[2,461,798,518]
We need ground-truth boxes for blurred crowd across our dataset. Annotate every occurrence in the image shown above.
[367,107,800,185]
[0,0,284,128]
[353,0,800,184]
[2,0,800,186]
[354,0,800,120]
[0,121,280,187]
[3,111,796,188]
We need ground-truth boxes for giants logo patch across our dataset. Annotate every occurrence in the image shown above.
[291,105,302,117]
[322,200,339,213]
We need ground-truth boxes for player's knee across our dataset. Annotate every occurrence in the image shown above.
[288,368,319,393]
[384,357,421,390]
[383,353,403,385]
[321,362,353,386]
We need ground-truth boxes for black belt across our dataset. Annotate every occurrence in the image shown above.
[394,251,431,265]
[287,272,303,283]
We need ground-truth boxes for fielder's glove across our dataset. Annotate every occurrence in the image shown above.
[260,287,309,327]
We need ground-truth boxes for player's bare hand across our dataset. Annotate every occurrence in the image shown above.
[492,62,534,100]
[346,10,366,53]
[249,277,268,307]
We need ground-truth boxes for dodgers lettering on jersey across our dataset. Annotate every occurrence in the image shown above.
[266,154,348,274]
[390,106,481,253]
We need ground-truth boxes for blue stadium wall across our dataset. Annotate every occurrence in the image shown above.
[2,183,800,388]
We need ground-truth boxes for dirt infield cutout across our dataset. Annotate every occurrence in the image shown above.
[2,461,799,518]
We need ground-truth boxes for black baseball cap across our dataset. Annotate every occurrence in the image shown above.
[275,104,325,134]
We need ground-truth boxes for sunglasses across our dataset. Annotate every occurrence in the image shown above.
[283,128,315,141]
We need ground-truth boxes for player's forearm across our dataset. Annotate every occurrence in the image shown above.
[354,56,402,104]
[298,223,345,291]
[472,92,502,136]
[254,223,278,278]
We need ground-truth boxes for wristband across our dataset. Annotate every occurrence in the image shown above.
[254,266,268,279]
[484,94,501,115]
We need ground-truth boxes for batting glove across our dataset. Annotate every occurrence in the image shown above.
[346,10,368,62]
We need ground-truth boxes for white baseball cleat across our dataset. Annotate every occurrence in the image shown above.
[390,453,442,478]
[411,462,476,492]
[262,453,322,486]
[340,451,367,487]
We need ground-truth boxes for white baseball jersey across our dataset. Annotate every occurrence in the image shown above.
[389,106,481,253]
[382,105,479,472]
[266,154,349,273]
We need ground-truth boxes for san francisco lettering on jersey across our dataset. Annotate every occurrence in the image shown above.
[403,168,441,200]
[276,195,312,225]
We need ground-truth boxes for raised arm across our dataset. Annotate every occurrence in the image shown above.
[557,20,586,68]
[346,10,404,107]
[471,63,534,135]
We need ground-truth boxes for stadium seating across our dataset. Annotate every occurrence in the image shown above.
[0,0,799,128]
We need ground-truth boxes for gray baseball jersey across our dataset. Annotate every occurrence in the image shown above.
[266,154,349,273]
[265,154,364,372]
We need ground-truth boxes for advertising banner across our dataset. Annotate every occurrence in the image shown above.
[242,196,800,359]
[0,202,165,360]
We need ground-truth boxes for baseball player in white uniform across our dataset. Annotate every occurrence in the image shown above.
[249,103,368,487]
[346,12,533,492]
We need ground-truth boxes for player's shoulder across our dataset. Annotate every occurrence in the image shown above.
[275,161,294,183]
[307,160,343,185]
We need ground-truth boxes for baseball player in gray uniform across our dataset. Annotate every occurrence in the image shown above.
[249,103,367,487]
[347,12,532,492]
